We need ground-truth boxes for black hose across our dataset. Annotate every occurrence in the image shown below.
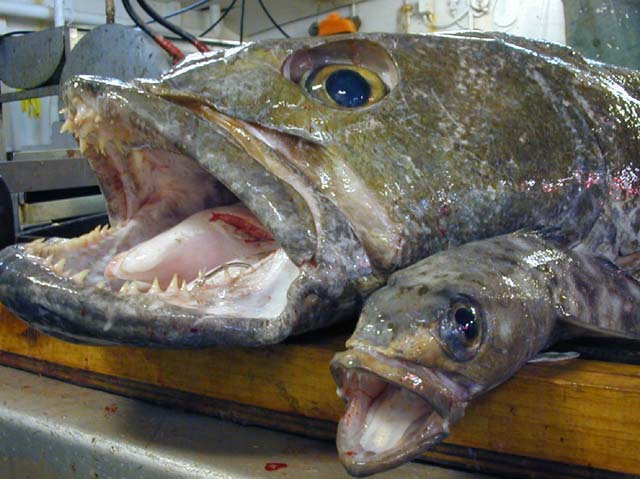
[257,0,289,38]
[121,0,185,61]
[136,0,208,51]
[121,0,155,38]
[200,0,237,37]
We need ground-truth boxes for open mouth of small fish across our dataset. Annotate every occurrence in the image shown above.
[332,349,470,476]
[22,84,304,322]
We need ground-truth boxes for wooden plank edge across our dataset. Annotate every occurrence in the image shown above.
[0,350,633,479]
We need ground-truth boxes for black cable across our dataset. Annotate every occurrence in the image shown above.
[239,0,245,44]
[257,0,289,38]
[122,0,185,61]
[122,0,155,38]
[147,0,209,24]
[200,0,237,37]
[136,0,209,51]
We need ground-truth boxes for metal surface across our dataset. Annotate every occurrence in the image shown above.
[19,194,105,225]
[0,366,492,479]
[0,28,66,89]
[0,85,60,103]
[0,155,98,192]
[59,24,172,87]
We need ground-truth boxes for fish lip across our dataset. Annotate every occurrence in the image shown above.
[330,347,469,476]
[0,244,298,346]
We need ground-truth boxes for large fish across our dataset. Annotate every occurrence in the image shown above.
[0,31,639,351]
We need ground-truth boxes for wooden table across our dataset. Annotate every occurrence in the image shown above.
[0,304,638,478]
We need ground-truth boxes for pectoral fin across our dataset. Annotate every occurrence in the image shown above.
[528,351,580,363]
[554,251,640,340]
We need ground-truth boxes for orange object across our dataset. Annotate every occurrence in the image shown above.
[318,12,357,36]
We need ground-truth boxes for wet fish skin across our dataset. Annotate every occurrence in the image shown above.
[147,32,640,270]
[1,31,640,348]
[332,229,640,476]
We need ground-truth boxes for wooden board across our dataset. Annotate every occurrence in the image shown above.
[0,304,639,477]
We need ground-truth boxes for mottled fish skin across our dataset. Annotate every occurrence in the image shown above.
[332,230,640,476]
[0,32,639,347]
[148,32,640,268]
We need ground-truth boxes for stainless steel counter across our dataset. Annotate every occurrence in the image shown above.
[0,365,493,479]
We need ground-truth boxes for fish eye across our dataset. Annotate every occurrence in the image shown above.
[439,296,484,361]
[304,65,388,109]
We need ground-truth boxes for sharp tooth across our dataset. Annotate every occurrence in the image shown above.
[53,259,67,274]
[100,224,110,234]
[27,238,45,254]
[223,265,231,281]
[119,281,131,294]
[91,225,101,234]
[149,277,162,293]
[166,274,180,293]
[180,280,187,291]
[128,282,141,295]
[71,269,90,285]
[44,255,54,267]
[79,138,88,153]
[60,118,74,134]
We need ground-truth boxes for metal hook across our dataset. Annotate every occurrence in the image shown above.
[190,262,252,289]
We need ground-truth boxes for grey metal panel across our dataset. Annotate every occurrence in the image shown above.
[0,28,66,89]
[19,194,106,225]
[60,24,172,87]
[0,156,98,192]
[0,85,60,103]
[0,366,492,479]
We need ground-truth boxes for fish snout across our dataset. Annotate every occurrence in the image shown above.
[330,347,470,476]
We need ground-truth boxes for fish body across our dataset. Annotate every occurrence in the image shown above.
[0,31,638,349]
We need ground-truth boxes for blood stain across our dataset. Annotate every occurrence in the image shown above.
[265,462,288,471]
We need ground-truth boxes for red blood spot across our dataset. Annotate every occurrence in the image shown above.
[104,404,118,416]
[345,451,355,456]
[210,212,274,242]
[265,462,288,471]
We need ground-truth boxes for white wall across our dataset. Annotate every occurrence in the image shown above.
[250,0,566,44]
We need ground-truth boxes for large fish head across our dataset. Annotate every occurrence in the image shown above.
[331,236,557,475]
[0,34,423,346]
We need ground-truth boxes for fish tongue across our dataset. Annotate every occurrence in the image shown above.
[359,385,432,454]
[105,203,277,288]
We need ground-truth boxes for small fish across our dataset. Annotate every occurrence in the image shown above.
[331,229,640,476]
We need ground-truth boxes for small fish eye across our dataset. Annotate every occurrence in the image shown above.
[303,64,388,109]
[439,296,484,361]
[453,305,479,343]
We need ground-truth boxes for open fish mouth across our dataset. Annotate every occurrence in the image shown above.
[0,75,369,346]
[331,348,471,476]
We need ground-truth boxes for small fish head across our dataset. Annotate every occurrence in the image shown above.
[332,241,554,475]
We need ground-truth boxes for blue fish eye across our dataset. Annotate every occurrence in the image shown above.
[325,69,371,108]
